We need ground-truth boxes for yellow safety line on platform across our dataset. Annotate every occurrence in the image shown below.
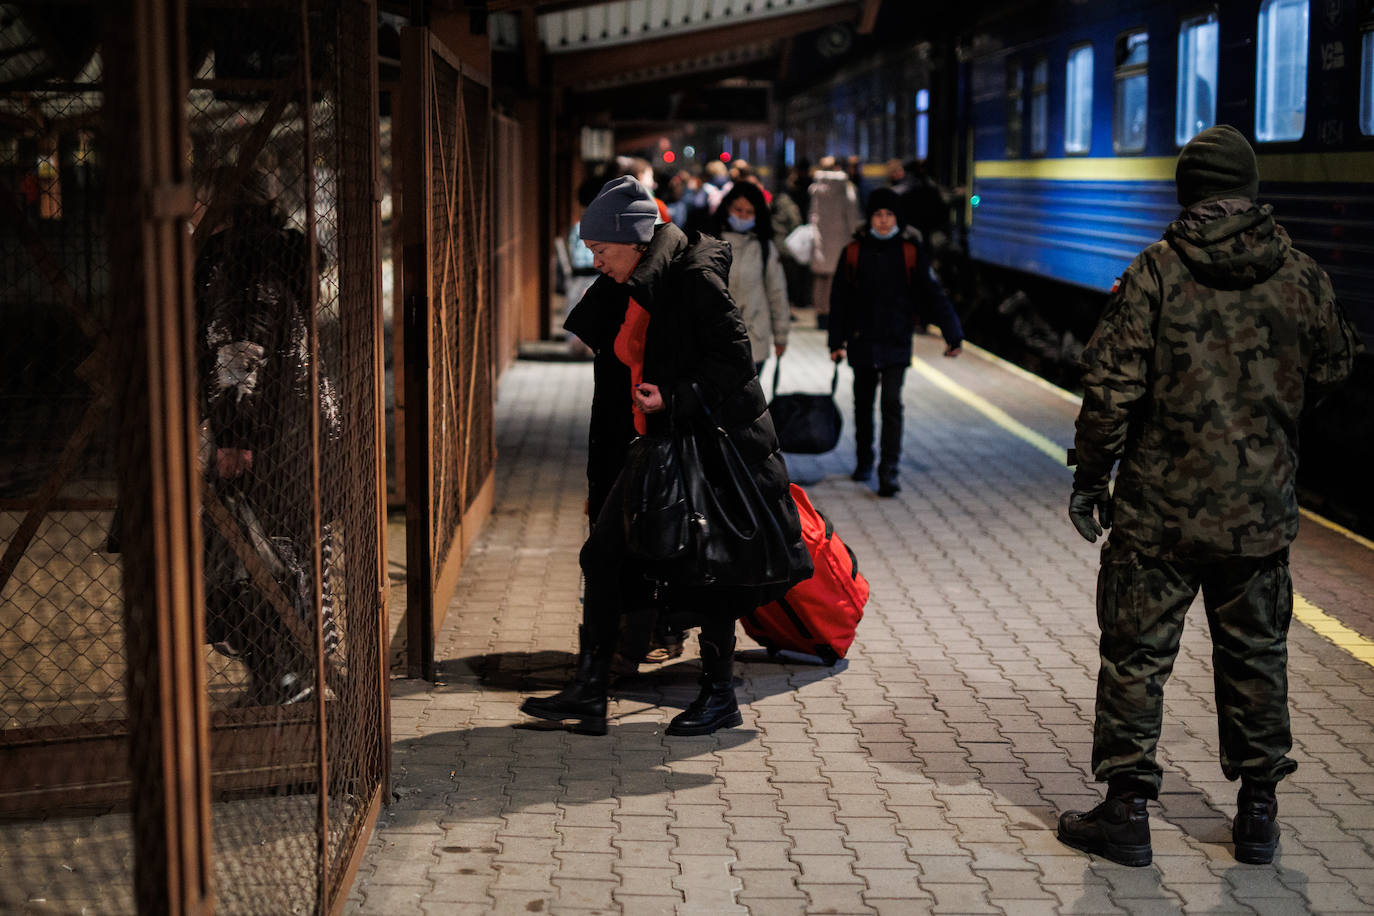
[911,351,1374,668]
[909,354,1066,465]
[1293,595,1374,665]
[961,341,1082,406]
[1299,508,1374,552]
[946,343,1374,557]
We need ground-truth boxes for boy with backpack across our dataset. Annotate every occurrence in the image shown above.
[828,187,963,496]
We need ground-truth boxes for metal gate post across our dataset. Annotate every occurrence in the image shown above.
[104,0,214,912]
[401,27,437,680]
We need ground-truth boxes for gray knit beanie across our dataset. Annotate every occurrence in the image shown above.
[580,176,659,244]
[1176,125,1259,206]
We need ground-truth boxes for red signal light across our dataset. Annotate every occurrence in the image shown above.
[663,150,676,164]
[720,151,731,162]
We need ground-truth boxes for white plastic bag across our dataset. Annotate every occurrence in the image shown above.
[783,223,816,265]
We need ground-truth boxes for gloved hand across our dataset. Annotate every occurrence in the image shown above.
[1069,486,1113,543]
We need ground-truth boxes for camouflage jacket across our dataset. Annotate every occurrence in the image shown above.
[1074,200,1362,559]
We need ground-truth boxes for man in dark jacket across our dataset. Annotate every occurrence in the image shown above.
[522,177,810,737]
[828,186,963,496]
[1059,126,1361,867]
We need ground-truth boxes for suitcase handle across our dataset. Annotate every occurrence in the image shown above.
[771,354,839,401]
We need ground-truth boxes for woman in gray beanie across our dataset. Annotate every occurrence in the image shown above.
[521,176,811,737]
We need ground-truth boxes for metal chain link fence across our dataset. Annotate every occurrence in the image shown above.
[1,2,386,912]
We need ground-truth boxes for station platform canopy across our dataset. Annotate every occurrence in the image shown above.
[483,0,885,91]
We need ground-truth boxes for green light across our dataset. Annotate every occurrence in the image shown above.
[970,194,981,207]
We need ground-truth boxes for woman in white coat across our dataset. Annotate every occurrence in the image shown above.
[807,156,863,330]
[712,180,789,373]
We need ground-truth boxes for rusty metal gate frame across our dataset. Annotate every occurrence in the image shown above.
[399,27,496,681]
[0,1,389,912]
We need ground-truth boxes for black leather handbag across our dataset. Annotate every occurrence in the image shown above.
[622,429,689,563]
[767,357,842,454]
[675,405,792,589]
[622,385,791,589]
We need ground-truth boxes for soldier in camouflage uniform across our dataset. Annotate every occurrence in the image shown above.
[1057,125,1361,867]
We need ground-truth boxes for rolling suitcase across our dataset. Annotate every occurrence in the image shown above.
[742,484,868,664]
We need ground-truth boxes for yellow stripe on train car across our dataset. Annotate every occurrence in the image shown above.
[973,152,1374,183]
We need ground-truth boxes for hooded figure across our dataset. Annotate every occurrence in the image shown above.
[827,185,963,496]
[1059,125,1361,869]
[522,176,810,738]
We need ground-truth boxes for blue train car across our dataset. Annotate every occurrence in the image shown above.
[964,0,1374,348]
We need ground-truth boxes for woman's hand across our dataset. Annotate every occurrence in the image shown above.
[830,349,846,363]
[633,382,665,413]
[775,343,786,358]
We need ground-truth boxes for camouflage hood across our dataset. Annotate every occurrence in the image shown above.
[1165,199,1288,290]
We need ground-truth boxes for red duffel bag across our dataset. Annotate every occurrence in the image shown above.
[741,484,869,665]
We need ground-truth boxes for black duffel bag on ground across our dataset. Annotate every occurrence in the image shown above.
[767,356,842,454]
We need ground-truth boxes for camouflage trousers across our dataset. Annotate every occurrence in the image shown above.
[1091,541,1298,798]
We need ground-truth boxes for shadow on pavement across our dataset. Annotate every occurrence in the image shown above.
[378,721,759,830]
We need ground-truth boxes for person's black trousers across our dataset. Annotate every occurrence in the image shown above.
[580,468,746,651]
[852,365,907,473]
[579,473,654,646]
[1091,543,1298,797]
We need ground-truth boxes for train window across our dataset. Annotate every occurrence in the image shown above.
[1065,43,1094,153]
[1006,60,1024,157]
[1362,24,1374,135]
[1255,0,1309,141]
[1176,12,1219,144]
[915,88,930,160]
[1114,30,1149,153]
[1030,57,1049,155]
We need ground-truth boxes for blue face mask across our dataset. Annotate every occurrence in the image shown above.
[871,224,900,240]
[727,215,756,233]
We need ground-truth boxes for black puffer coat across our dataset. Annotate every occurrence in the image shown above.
[827,225,963,368]
[565,222,811,599]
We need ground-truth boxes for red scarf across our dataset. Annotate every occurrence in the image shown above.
[613,297,650,434]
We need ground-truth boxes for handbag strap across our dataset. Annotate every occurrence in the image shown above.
[770,355,839,399]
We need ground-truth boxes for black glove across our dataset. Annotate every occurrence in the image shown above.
[1069,486,1113,543]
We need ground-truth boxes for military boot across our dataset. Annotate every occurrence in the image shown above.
[1233,780,1279,864]
[520,625,613,735]
[666,631,742,736]
[1057,789,1152,867]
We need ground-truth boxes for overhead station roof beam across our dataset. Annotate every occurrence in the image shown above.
[546,1,858,87]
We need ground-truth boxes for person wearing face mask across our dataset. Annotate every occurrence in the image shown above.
[828,186,963,497]
[521,176,811,737]
[712,181,789,374]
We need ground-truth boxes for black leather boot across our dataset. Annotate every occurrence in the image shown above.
[520,626,612,735]
[877,466,900,497]
[1057,790,1153,867]
[666,631,742,736]
[1233,780,1279,864]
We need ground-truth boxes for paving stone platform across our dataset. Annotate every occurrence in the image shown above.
[346,322,1374,915]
